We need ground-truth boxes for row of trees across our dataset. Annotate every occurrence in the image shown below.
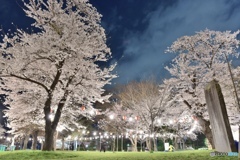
[0,0,239,152]
[99,30,240,151]
[99,81,201,151]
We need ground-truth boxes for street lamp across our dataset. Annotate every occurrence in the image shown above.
[129,117,133,122]
[93,132,97,151]
[67,135,71,150]
[99,132,102,151]
[139,130,144,152]
[109,114,114,120]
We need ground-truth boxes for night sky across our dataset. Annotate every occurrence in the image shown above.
[1,0,240,84]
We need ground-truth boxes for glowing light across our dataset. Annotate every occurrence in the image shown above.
[49,114,54,121]
[89,110,94,115]
[109,114,114,120]
[129,117,133,121]
[126,133,129,137]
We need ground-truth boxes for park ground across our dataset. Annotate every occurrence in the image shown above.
[0,150,238,160]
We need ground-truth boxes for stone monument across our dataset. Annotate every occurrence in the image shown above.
[204,80,236,152]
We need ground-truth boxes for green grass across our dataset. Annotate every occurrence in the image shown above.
[0,150,238,160]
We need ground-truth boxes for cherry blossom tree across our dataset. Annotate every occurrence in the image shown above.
[165,29,240,148]
[100,80,202,151]
[163,104,202,149]
[99,103,147,151]
[117,80,174,151]
[0,0,115,151]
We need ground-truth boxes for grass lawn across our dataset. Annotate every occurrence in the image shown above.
[0,150,238,160]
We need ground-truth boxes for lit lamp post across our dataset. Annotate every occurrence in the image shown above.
[116,132,118,152]
[74,136,78,151]
[93,132,97,151]
[99,132,102,151]
[67,135,71,150]
[121,133,123,152]
[109,114,116,152]
[139,130,144,152]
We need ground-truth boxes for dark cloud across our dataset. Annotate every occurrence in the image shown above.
[111,0,240,84]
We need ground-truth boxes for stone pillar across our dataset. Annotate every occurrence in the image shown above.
[204,80,236,152]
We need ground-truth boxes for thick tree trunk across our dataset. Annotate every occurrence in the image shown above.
[183,138,185,149]
[23,134,30,150]
[197,117,215,149]
[23,137,28,150]
[20,138,24,150]
[150,137,154,152]
[183,99,215,149]
[204,123,215,149]
[53,131,58,151]
[129,137,137,151]
[146,137,154,151]
[43,127,55,151]
[43,93,66,151]
[42,61,67,151]
[174,137,178,150]
[31,130,39,150]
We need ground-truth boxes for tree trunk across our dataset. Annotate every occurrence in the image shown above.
[53,131,58,151]
[61,137,65,151]
[183,138,185,149]
[129,137,137,151]
[31,130,39,150]
[43,94,66,151]
[154,137,157,151]
[146,137,154,151]
[112,138,115,152]
[43,127,55,151]
[197,117,215,149]
[116,133,118,152]
[20,138,24,150]
[146,138,150,151]
[174,137,178,150]
[23,134,30,150]
[150,137,154,152]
